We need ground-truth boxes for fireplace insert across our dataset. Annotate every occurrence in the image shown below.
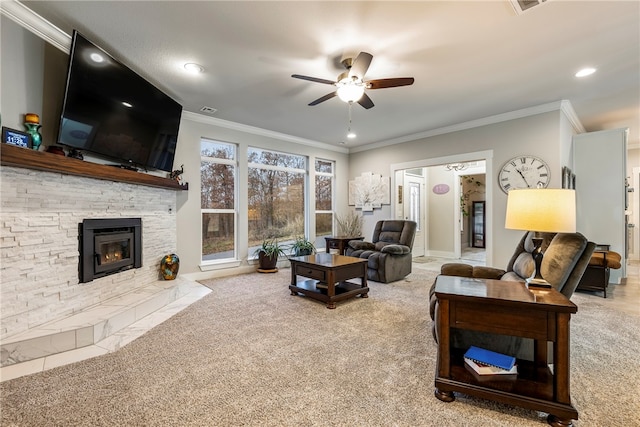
[79,218,142,283]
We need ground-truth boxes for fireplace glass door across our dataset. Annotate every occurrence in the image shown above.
[94,232,134,274]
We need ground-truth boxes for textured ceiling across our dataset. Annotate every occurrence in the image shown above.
[19,0,640,149]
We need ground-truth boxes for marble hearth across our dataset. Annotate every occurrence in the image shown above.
[0,155,204,381]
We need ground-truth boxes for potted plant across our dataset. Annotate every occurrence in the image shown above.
[253,239,286,272]
[289,236,316,257]
[335,211,364,237]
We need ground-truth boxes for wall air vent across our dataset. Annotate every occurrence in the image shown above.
[509,0,549,15]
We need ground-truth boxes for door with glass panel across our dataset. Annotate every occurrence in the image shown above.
[403,170,425,257]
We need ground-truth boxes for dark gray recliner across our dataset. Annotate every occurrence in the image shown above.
[429,231,595,358]
[346,220,417,283]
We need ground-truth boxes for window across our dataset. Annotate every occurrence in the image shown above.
[201,139,237,262]
[314,159,334,248]
[248,148,306,255]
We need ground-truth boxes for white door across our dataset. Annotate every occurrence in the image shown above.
[404,172,425,257]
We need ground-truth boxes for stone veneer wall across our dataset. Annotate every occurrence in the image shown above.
[0,166,178,339]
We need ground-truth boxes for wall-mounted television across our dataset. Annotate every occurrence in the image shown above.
[58,30,182,172]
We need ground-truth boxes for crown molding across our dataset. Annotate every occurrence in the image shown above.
[181,111,348,154]
[349,100,585,153]
[0,0,71,52]
[559,100,586,133]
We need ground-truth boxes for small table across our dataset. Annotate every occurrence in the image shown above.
[433,275,578,426]
[324,236,364,255]
[289,253,368,309]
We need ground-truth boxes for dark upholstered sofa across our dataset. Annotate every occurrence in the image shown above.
[346,220,417,283]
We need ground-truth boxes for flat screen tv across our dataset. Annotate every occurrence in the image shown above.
[57,30,182,172]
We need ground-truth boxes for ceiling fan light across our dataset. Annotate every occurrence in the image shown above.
[337,84,365,103]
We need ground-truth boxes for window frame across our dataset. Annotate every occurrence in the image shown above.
[200,139,238,265]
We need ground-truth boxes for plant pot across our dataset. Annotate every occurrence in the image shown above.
[294,248,313,256]
[258,252,278,271]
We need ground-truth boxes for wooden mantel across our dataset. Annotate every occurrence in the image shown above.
[0,144,188,191]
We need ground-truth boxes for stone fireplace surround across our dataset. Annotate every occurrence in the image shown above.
[0,160,208,376]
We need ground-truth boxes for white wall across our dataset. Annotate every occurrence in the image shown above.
[1,16,45,132]
[574,128,628,282]
[427,166,456,256]
[349,109,572,269]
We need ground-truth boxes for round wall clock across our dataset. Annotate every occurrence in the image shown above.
[498,155,550,193]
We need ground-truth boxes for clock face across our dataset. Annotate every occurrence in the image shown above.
[498,156,550,193]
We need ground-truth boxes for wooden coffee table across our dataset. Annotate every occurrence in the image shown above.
[433,275,578,426]
[289,253,368,309]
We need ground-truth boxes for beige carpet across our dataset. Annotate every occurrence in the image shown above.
[1,268,638,426]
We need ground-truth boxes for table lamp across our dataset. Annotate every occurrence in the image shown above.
[505,188,576,286]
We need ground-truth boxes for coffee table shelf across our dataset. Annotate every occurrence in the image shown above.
[289,254,368,309]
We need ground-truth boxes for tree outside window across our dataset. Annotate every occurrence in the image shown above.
[201,139,236,262]
[248,148,306,254]
[315,159,334,248]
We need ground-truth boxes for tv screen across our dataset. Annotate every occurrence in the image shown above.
[58,31,182,172]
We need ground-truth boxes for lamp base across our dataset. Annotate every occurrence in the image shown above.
[526,277,552,288]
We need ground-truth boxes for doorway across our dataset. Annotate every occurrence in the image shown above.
[390,151,492,266]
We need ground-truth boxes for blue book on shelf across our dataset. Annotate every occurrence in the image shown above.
[464,346,516,371]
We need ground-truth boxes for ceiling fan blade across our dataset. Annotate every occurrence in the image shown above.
[291,74,336,86]
[309,91,337,106]
[367,77,415,89]
[357,93,375,109]
[348,52,373,79]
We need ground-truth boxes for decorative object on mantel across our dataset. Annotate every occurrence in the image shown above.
[160,253,180,280]
[170,164,184,183]
[2,126,32,149]
[348,172,390,211]
[68,148,84,160]
[23,113,42,151]
[46,146,65,156]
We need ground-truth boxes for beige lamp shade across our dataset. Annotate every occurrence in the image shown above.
[505,189,576,233]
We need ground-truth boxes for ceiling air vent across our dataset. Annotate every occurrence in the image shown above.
[509,0,549,15]
[200,106,217,114]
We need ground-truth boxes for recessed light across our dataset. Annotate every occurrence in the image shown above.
[347,132,356,139]
[575,67,596,78]
[184,63,205,74]
[122,101,133,108]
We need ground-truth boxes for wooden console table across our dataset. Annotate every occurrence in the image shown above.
[433,275,578,426]
[289,253,368,309]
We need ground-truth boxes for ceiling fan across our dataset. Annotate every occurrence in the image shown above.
[291,52,414,109]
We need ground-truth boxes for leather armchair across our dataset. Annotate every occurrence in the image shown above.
[346,220,417,283]
[429,231,595,357]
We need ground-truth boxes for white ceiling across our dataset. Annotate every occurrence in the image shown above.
[19,0,640,150]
